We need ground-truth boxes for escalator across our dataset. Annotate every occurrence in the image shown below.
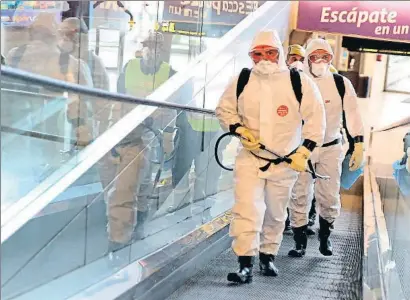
[1,62,407,300]
[168,191,363,300]
[1,66,365,300]
[1,68,362,299]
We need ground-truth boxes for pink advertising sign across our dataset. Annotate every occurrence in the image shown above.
[297,1,410,42]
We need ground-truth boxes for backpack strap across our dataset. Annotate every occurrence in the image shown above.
[333,73,345,106]
[290,68,303,104]
[59,52,70,75]
[10,45,27,68]
[333,73,355,153]
[236,68,251,99]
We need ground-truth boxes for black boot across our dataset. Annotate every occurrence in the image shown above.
[227,256,254,284]
[318,216,333,256]
[306,226,316,236]
[283,209,292,234]
[284,216,292,234]
[308,198,317,227]
[288,225,308,257]
[259,252,279,276]
[133,210,148,240]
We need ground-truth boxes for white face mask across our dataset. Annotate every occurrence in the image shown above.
[253,60,281,75]
[310,62,329,77]
[290,61,304,71]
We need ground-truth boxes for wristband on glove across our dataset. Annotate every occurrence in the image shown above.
[353,136,364,143]
[229,123,242,134]
[302,139,317,152]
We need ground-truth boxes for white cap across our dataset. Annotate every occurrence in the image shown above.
[305,38,334,57]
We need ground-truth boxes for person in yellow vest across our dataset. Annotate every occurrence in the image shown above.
[102,31,177,253]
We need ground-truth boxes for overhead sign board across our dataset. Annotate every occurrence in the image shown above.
[158,1,266,37]
[297,1,410,43]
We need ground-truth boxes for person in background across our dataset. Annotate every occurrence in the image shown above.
[288,39,364,258]
[58,17,111,137]
[286,44,305,71]
[101,31,179,253]
[284,44,317,236]
[6,12,92,148]
[216,30,325,284]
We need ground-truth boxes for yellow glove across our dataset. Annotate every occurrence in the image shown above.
[349,142,364,171]
[288,146,311,172]
[235,126,260,151]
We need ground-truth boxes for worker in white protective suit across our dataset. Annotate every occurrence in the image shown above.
[286,44,305,71]
[216,30,326,284]
[288,39,364,258]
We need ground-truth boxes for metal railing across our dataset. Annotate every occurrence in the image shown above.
[1,66,215,115]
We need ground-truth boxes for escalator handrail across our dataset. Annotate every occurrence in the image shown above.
[0,66,215,116]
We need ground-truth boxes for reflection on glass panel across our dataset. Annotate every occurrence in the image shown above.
[385,55,410,93]
[1,100,230,297]
[369,124,410,298]
[1,75,83,211]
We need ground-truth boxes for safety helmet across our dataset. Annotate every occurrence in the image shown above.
[288,44,305,58]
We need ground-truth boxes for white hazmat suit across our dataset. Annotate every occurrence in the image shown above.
[216,32,326,265]
[289,39,364,256]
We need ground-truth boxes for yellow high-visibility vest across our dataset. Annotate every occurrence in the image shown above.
[125,58,171,98]
[186,112,221,132]
[125,58,220,132]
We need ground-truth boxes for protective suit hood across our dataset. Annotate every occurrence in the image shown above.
[304,39,334,78]
[250,30,287,72]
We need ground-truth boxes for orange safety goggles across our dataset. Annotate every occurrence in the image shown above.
[287,55,304,64]
[249,48,279,61]
[308,53,333,63]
